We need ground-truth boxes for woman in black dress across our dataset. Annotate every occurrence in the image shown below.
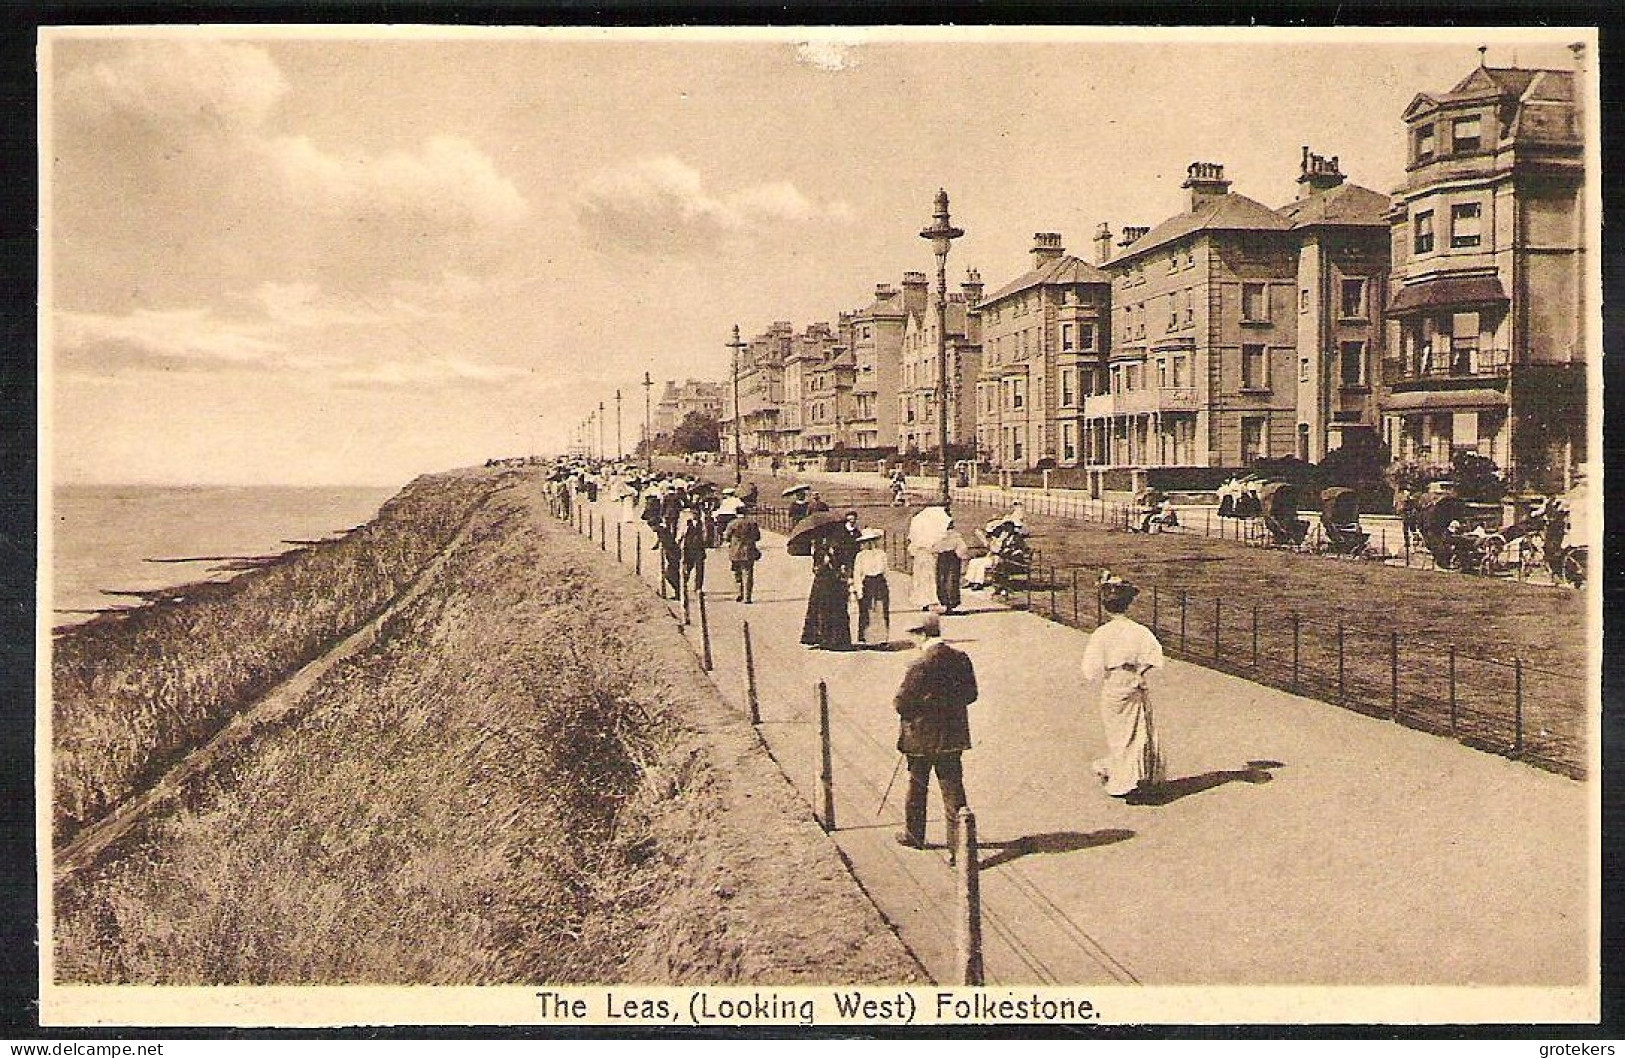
[800,528,856,650]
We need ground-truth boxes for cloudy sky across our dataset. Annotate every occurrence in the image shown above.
[42,26,1587,485]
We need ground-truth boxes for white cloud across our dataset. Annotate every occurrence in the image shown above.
[55,307,284,371]
[262,134,528,228]
[59,39,289,137]
[795,41,861,72]
[332,357,528,389]
[243,281,385,329]
[575,155,851,254]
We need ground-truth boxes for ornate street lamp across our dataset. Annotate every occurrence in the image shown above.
[727,324,747,485]
[642,371,653,471]
[615,389,623,461]
[920,188,963,503]
[598,401,605,461]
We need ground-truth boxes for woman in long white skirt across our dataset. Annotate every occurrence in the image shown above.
[907,503,951,610]
[1080,574,1166,797]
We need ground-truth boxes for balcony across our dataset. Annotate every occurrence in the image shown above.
[1383,347,1511,386]
[1082,387,1199,418]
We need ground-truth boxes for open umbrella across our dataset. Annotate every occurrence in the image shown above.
[782,483,811,497]
[785,510,848,556]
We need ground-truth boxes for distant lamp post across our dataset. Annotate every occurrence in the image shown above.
[727,325,748,485]
[921,188,963,503]
[642,371,654,471]
[615,389,623,461]
[598,401,605,461]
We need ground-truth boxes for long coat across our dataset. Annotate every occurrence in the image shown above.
[724,516,762,565]
[894,641,977,755]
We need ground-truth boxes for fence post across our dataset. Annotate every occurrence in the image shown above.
[635,528,643,577]
[1071,568,1080,625]
[1252,604,1260,669]
[616,522,623,563]
[1048,568,1057,620]
[1213,597,1221,661]
[956,806,984,986]
[1389,631,1400,721]
[1514,657,1524,757]
[1180,591,1189,654]
[1205,508,1211,537]
[1291,613,1301,690]
[1336,622,1345,702]
[599,513,606,550]
[681,575,691,625]
[743,621,761,725]
[1448,645,1457,736]
[699,590,713,672]
[818,682,836,832]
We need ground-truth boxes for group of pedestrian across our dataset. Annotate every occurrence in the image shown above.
[788,485,892,651]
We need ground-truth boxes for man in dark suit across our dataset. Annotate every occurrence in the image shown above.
[723,509,763,603]
[893,612,977,860]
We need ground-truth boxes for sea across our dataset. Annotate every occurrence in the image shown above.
[47,484,402,626]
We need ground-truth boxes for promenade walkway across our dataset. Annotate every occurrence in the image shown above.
[573,493,1592,994]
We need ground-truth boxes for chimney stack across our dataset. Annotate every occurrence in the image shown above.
[1183,161,1231,212]
[961,267,984,308]
[900,271,929,316]
[1093,222,1113,264]
[1296,146,1346,198]
[1031,232,1065,265]
[1118,225,1149,248]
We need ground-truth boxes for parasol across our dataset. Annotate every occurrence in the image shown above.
[907,505,952,551]
[782,484,811,497]
[785,510,849,556]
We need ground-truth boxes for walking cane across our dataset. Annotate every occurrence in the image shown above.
[877,754,905,815]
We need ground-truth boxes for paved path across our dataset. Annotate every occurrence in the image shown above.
[578,496,1591,988]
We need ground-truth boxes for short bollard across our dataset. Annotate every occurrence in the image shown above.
[956,807,984,986]
[743,621,761,725]
[698,590,713,672]
[817,682,835,833]
[635,530,643,576]
[616,522,623,563]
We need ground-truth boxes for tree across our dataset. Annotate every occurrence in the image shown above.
[670,411,721,454]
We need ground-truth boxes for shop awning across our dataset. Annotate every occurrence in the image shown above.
[1386,275,1508,316]
[1383,387,1508,411]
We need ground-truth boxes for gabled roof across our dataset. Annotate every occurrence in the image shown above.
[1109,192,1290,265]
[1277,182,1391,229]
[1403,65,1566,120]
[981,254,1110,305]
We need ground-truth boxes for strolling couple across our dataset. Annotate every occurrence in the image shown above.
[891,572,1167,861]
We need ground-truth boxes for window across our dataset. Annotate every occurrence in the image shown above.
[1170,355,1188,388]
[863,326,872,340]
[1157,358,1168,388]
[1126,363,1142,391]
[1242,344,1268,390]
[1414,210,1435,254]
[1137,303,1146,338]
[1340,278,1366,318]
[1079,322,1097,352]
[1062,323,1073,351]
[1339,341,1367,388]
[1242,283,1269,323]
[1415,124,1435,162]
[1299,357,1311,384]
[1168,252,1179,275]
[1452,114,1482,153]
[1241,416,1267,465]
[1110,365,1122,394]
[1450,202,1482,248]
[1168,296,1179,331]
[1450,311,1480,373]
[1062,422,1077,463]
[1184,246,1195,269]
[1184,289,1194,327]
[1012,378,1025,409]
[1300,289,1310,313]
[1061,368,1076,406]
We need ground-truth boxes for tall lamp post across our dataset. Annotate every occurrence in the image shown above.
[920,188,964,503]
[727,324,747,485]
[615,389,623,461]
[642,371,653,472]
[598,401,605,462]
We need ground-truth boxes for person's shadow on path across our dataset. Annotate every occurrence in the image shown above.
[976,828,1135,870]
[1124,760,1284,807]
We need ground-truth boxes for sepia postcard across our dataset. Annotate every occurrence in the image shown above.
[35,24,1604,1032]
